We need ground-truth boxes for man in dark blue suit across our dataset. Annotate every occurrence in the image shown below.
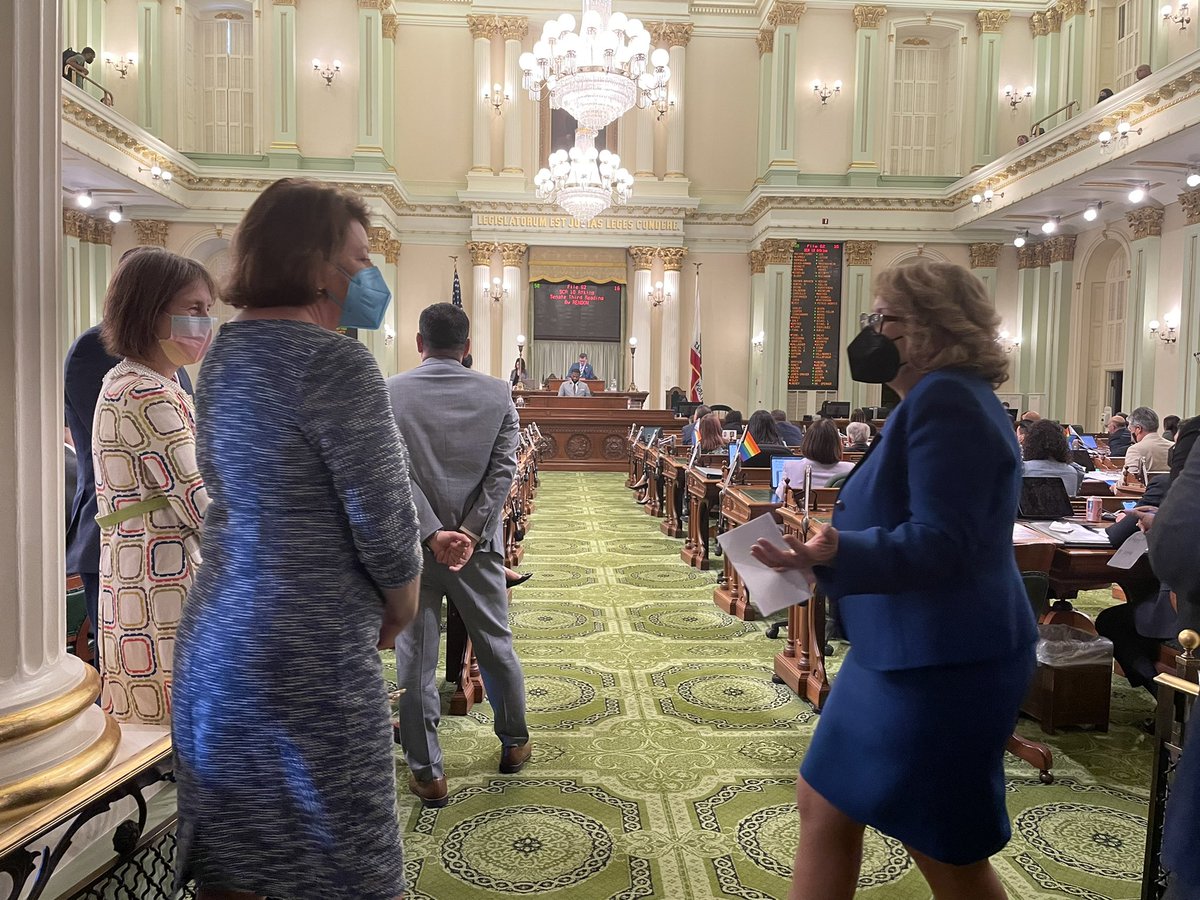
[64,323,193,666]
[566,352,595,380]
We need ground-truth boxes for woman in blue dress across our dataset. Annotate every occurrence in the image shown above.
[172,178,422,900]
[754,260,1037,900]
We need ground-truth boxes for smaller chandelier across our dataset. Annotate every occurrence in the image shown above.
[1097,120,1141,154]
[811,80,842,105]
[1162,2,1191,29]
[485,276,509,303]
[646,280,671,307]
[535,128,633,224]
[997,329,1021,353]
[971,188,1001,208]
[1004,84,1032,109]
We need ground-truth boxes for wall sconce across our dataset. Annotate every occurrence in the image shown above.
[997,329,1021,353]
[646,280,671,307]
[1097,120,1142,153]
[485,276,508,303]
[104,53,136,78]
[752,331,765,352]
[312,58,341,87]
[812,80,842,105]
[139,164,173,184]
[1162,2,1191,29]
[1149,313,1179,344]
[384,324,396,348]
[627,337,638,392]
[971,188,1002,208]
[483,82,510,115]
[648,85,674,121]
[517,334,526,360]
[1004,84,1033,109]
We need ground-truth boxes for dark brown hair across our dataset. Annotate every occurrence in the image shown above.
[224,178,371,309]
[100,248,216,359]
[1022,419,1070,463]
[698,412,724,452]
[800,418,842,465]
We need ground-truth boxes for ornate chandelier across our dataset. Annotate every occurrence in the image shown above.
[534,128,633,224]
[518,1,672,130]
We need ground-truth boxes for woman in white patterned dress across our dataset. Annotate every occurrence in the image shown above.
[93,248,217,726]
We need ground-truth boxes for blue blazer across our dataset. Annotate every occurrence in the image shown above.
[64,325,193,574]
[567,362,595,379]
[815,369,1037,671]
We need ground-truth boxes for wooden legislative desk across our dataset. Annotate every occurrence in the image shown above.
[519,393,640,410]
[713,485,783,620]
[543,377,608,395]
[516,406,678,472]
[680,466,726,569]
[773,504,835,710]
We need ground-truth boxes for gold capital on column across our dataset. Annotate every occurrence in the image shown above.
[647,21,693,47]
[749,249,767,274]
[272,0,297,6]
[88,219,114,246]
[357,0,387,8]
[1180,188,1200,226]
[1044,235,1076,263]
[1127,206,1165,240]
[761,238,794,265]
[852,5,887,29]
[368,226,394,255]
[62,209,89,240]
[968,242,1003,268]
[383,14,399,39]
[499,242,527,267]
[467,241,496,267]
[132,219,169,247]
[767,1,806,27]
[756,28,774,55]
[629,246,658,271]
[1046,6,1063,31]
[1028,12,1051,36]
[1055,0,1086,18]
[658,247,689,272]
[467,15,500,39]
[498,16,529,40]
[384,239,401,265]
[845,240,877,267]
[976,9,1011,33]
[1016,244,1040,269]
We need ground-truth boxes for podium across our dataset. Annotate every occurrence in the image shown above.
[544,377,607,394]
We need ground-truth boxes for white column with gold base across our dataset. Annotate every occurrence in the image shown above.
[0,0,119,827]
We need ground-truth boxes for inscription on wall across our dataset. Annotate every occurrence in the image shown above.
[473,213,683,235]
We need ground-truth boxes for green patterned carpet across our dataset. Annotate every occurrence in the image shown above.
[385,472,1155,899]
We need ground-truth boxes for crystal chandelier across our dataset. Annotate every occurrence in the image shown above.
[534,128,633,224]
[518,1,672,131]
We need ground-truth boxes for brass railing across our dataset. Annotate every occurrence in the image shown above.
[63,72,113,107]
[1030,100,1081,137]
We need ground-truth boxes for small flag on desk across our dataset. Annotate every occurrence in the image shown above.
[451,262,462,307]
[739,431,761,461]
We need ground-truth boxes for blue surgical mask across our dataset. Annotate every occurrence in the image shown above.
[335,265,392,330]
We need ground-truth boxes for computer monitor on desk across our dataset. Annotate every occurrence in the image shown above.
[820,401,850,419]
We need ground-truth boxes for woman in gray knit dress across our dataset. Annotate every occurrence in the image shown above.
[172,179,421,900]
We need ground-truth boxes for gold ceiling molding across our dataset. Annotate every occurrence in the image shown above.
[748,248,767,273]
[132,219,170,247]
[646,21,694,47]
[760,238,794,265]
[766,1,806,28]
[968,242,1002,268]
[1181,188,1200,226]
[976,9,1011,33]
[1127,206,1165,240]
[1044,234,1076,262]
[499,242,528,267]
[466,241,496,266]
[628,246,659,270]
[845,240,878,267]
[852,5,887,29]
[383,13,399,38]
[659,247,689,271]
[902,37,929,45]
[214,11,245,20]
[756,28,774,54]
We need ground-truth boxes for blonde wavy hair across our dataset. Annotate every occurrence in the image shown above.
[873,260,1010,388]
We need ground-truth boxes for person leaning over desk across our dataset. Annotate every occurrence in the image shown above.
[752,260,1037,900]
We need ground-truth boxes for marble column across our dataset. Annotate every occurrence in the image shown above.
[137,0,163,135]
[968,242,1003,304]
[1057,0,1086,121]
[500,243,526,382]
[629,247,656,392]
[658,248,687,407]
[1180,190,1200,414]
[843,240,877,410]
[755,30,773,179]
[1043,235,1076,420]
[1126,208,1164,409]
[0,0,119,826]
[973,9,1010,167]
[748,250,767,410]
[501,18,528,175]
[847,6,887,185]
[467,241,496,377]
[268,0,300,165]
[353,1,387,171]
[382,13,397,166]
[764,2,805,184]
[761,238,793,412]
[662,25,692,181]
[468,17,494,174]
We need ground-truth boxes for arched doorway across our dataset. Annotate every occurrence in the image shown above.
[1078,239,1129,429]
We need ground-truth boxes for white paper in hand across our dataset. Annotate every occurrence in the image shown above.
[1107,529,1149,570]
[716,514,813,616]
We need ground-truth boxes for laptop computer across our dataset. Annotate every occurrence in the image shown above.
[770,456,794,493]
[1078,434,1099,450]
[1017,476,1075,520]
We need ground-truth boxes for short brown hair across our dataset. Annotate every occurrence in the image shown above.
[873,260,1010,388]
[224,178,371,309]
[100,248,216,359]
[800,418,842,465]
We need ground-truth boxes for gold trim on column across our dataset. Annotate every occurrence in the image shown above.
[467,241,497,267]
[467,14,501,39]
[1016,244,1040,269]
[1181,188,1200,226]
[1044,235,1076,263]
[385,239,402,265]
[1127,207,1165,240]
[0,666,102,745]
[499,242,527,267]
[629,247,658,271]
[1028,11,1051,36]
[498,16,529,41]
[749,249,767,274]
[845,240,878,267]
[132,219,169,247]
[368,225,393,255]
[767,1,807,27]
[756,29,774,55]
[63,209,89,240]
[761,238,793,265]
[658,247,688,272]
[968,242,1003,268]
[646,22,693,47]
[976,9,1011,33]
[383,13,399,39]
[1056,0,1086,18]
[852,5,887,29]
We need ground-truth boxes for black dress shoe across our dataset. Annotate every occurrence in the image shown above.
[506,572,533,588]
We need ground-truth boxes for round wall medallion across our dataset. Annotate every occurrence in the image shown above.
[603,435,627,459]
[566,434,592,459]
[541,436,558,459]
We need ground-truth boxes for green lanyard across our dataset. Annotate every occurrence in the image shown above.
[95,496,171,528]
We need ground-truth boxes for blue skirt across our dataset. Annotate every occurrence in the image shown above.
[801,643,1036,865]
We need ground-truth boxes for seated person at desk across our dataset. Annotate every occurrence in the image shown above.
[1021,419,1085,496]
[846,421,871,453]
[567,352,595,379]
[722,409,743,432]
[740,409,792,467]
[1124,405,1173,477]
[775,418,856,498]
[849,407,877,439]
[1163,414,1180,442]
[510,357,535,390]
[773,409,805,446]
[558,371,593,397]
[681,405,711,446]
[1097,415,1198,697]
[697,412,726,453]
[1106,414,1132,458]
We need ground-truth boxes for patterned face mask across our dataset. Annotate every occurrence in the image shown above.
[160,315,218,366]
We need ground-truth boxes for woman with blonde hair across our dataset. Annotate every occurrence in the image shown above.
[753,260,1036,900]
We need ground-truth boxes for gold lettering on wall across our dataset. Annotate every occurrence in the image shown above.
[475,214,683,232]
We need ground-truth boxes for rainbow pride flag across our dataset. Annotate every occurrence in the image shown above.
[738,431,761,461]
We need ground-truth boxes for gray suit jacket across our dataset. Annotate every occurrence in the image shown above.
[1148,446,1200,631]
[387,357,519,555]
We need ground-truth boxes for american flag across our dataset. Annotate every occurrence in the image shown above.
[689,266,703,402]
[451,259,462,307]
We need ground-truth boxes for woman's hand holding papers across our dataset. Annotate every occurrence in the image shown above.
[750,525,838,581]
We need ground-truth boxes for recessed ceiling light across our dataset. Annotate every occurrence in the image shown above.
[1014,231,1027,248]
[108,206,123,224]
[1129,184,1147,203]
[1083,203,1100,222]
[76,190,92,209]
[1041,218,1058,234]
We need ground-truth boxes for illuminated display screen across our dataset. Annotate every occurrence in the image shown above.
[787,242,844,391]
[532,280,623,342]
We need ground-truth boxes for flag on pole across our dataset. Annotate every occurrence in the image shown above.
[451,258,462,307]
[689,265,704,402]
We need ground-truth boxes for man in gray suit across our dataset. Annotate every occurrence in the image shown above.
[387,302,530,808]
[558,370,593,397]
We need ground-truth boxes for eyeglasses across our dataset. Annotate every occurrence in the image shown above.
[859,312,904,332]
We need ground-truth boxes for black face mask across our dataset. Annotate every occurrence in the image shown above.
[847,327,902,384]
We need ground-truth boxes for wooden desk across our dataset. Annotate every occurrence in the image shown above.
[519,393,637,410]
[773,505,834,710]
[713,485,783,621]
[544,377,607,394]
[681,467,725,569]
[661,454,688,537]
[517,407,678,472]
